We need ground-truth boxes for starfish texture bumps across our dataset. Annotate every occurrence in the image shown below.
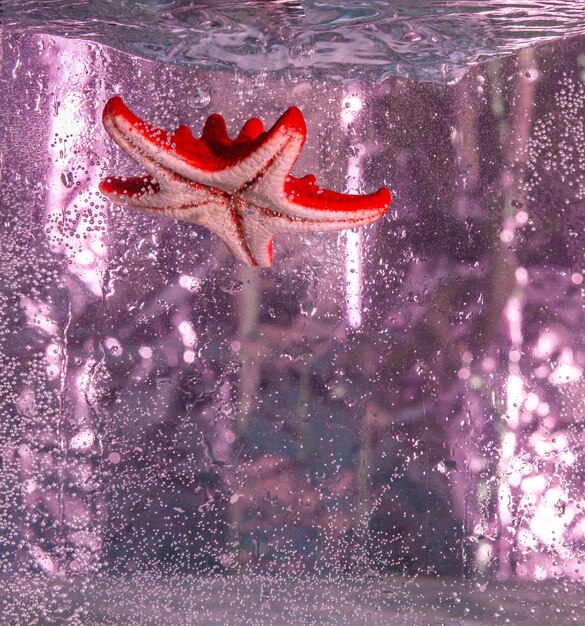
[99,96,391,267]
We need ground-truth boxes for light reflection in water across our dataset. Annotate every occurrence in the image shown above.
[342,91,365,328]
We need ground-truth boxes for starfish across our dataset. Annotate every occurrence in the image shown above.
[99,96,391,267]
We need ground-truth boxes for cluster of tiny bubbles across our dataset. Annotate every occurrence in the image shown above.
[525,75,585,200]
[524,74,585,264]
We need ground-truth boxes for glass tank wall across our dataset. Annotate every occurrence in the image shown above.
[1,4,585,624]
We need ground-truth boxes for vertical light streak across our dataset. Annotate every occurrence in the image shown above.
[496,289,524,577]
[492,50,537,578]
[33,37,108,575]
[45,41,107,297]
[504,294,524,430]
[341,92,365,328]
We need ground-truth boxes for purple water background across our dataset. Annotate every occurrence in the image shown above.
[0,28,584,624]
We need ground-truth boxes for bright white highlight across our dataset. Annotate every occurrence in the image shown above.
[549,348,582,385]
[344,145,364,328]
[341,94,364,127]
[341,91,365,328]
[178,320,197,348]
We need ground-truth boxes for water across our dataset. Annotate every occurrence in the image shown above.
[4,0,585,81]
[1,2,585,624]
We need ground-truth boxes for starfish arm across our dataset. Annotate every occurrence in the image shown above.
[193,202,256,266]
[237,210,275,267]
[100,174,255,263]
[99,174,217,211]
[260,209,388,234]
[240,203,389,267]
[245,170,391,222]
[204,107,305,193]
[103,108,177,185]
[102,97,307,193]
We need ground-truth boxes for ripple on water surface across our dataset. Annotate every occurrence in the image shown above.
[3,0,585,81]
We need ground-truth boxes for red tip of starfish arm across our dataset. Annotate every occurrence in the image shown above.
[101,97,307,173]
[284,176,391,216]
[102,95,139,127]
[274,106,306,137]
[103,95,174,150]
[99,175,160,197]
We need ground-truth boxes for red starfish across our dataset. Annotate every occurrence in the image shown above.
[99,96,391,266]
